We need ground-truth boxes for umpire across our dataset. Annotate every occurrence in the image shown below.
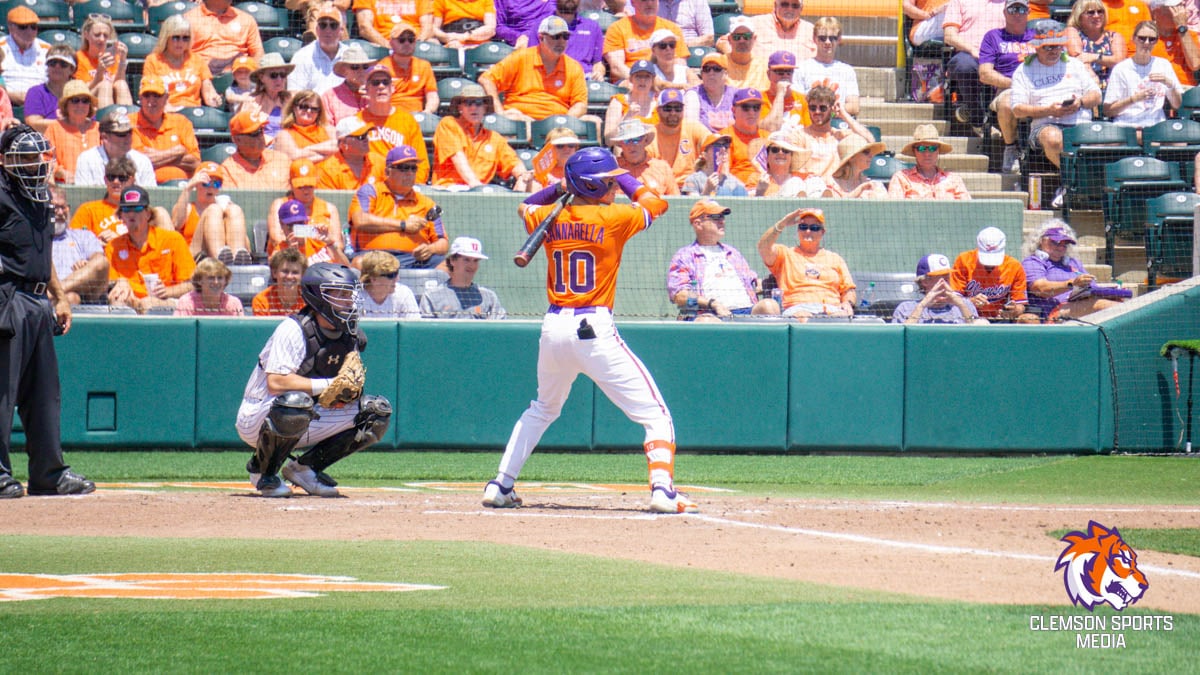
[0,124,94,498]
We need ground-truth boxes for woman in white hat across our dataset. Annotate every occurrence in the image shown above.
[887,124,971,200]
[754,130,829,197]
[604,60,658,145]
[827,134,888,198]
[248,53,297,142]
[143,14,222,110]
[648,29,698,91]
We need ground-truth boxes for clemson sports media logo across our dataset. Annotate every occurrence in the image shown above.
[1055,521,1148,611]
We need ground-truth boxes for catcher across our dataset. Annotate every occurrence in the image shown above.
[235,262,392,498]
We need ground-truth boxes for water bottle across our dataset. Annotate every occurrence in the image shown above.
[343,224,354,258]
[771,288,782,305]
[859,282,876,311]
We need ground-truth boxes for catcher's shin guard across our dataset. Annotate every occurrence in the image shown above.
[253,392,317,476]
[297,395,391,472]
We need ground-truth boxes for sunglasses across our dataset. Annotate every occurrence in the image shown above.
[48,60,74,68]
[379,271,399,279]
[1040,44,1063,51]
[295,104,320,113]
[389,164,419,173]
[737,104,762,111]
[393,35,416,43]
[106,131,131,138]
[1136,35,1158,43]
[620,136,648,145]
[554,143,580,150]
[265,71,288,80]
[767,146,792,154]
[11,23,38,31]
[317,20,340,29]
[700,65,724,73]
[202,179,223,189]
[913,144,940,152]
[544,32,570,41]
[660,104,684,112]
[119,206,147,213]
[654,41,676,49]
[1005,6,1029,14]
[461,98,489,106]
[809,104,830,112]
[170,34,191,40]
[105,174,132,182]
[68,97,93,105]
[1084,8,1104,15]
[797,223,823,232]
[730,33,753,41]
[778,1,802,7]
[367,79,392,87]
[816,35,839,43]
[345,63,369,70]
[771,69,795,76]
[704,214,726,222]
[238,130,265,138]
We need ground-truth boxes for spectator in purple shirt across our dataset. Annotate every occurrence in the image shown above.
[25,44,77,134]
[498,0,555,47]
[1020,219,1122,320]
[524,0,606,80]
[667,199,772,321]
[978,0,1035,174]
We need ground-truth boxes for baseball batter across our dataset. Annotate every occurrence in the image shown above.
[483,147,698,514]
[236,263,392,498]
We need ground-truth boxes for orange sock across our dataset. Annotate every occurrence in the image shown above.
[644,440,675,489]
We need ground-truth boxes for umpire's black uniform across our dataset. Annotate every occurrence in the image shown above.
[0,127,92,498]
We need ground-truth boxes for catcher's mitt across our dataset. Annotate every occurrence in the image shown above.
[318,351,365,408]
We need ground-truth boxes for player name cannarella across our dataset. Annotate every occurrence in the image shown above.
[545,221,606,243]
[1028,615,1174,631]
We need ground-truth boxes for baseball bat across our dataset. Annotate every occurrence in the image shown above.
[513,192,573,267]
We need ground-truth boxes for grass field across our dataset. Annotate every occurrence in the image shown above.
[1,452,1197,673]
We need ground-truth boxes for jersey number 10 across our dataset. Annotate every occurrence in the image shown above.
[551,250,597,294]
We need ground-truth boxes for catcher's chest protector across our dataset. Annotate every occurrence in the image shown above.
[290,310,367,378]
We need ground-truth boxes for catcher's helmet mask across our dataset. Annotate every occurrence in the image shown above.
[0,125,54,203]
[301,263,361,334]
[564,147,627,199]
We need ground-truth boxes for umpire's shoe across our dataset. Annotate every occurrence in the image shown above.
[0,474,24,499]
[27,470,95,496]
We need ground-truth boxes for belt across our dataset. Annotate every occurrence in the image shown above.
[1,277,48,295]
[548,305,598,315]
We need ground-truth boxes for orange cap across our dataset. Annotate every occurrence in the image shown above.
[289,159,318,187]
[229,108,269,135]
[390,21,418,39]
[231,55,258,73]
[196,162,225,181]
[140,76,167,96]
[7,6,38,25]
[795,207,825,224]
[313,2,341,23]
[689,199,731,221]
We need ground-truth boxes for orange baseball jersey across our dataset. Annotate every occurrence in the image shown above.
[379,56,437,112]
[130,110,202,184]
[767,245,855,309]
[433,0,496,45]
[358,107,430,183]
[432,116,521,186]
[481,47,587,120]
[950,251,1028,318]
[252,285,307,316]
[520,190,668,310]
[73,49,118,86]
[349,183,442,251]
[316,153,386,190]
[184,4,266,64]
[603,17,690,66]
[142,52,213,109]
[220,147,292,190]
[70,199,122,240]
[44,120,100,180]
[105,226,196,298]
[352,0,434,41]
[718,124,768,187]
[648,119,709,184]
[761,89,811,128]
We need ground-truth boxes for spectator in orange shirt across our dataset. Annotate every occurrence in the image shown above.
[610,120,680,195]
[350,144,449,268]
[1150,0,1200,86]
[267,159,349,263]
[649,88,709,186]
[718,88,769,187]
[69,157,136,244]
[221,108,293,190]
[74,14,132,109]
[317,117,386,190]
[603,0,690,82]
[951,225,1036,321]
[432,0,498,48]
[888,124,972,200]
[130,77,202,184]
[379,22,439,114]
[185,0,267,76]
[252,248,308,316]
[432,83,533,188]
[106,186,197,312]
[604,59,658,143]
[271,199,349,266]
[724,0,816,62]
[321,45,374,126]
[143,14,222,110]
[718,16,770,92]
[358,64,431,183]
[170,161,253,263]
[760,51,811,133]
[479,15,589,122]
[43,81,100,184]
[355,0,434,49]
[273,90,339,163]
[756,206,857,319]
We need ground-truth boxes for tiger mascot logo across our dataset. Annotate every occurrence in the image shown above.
[1055,521,1148,611]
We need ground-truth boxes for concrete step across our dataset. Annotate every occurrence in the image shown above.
[861,101,937,122]
[934,154,989,172]
[863,117,947,137]
[1085,263,1114,281]
[853,66,898,100]
[839,43,897,68]
[958,171,1005,192]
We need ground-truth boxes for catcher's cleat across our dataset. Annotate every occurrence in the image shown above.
[282,460,339,497]
[649,486,698,514]
[482,480,522,508]
[256,474,293,498]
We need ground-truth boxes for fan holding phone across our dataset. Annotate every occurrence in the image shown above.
[75,14,132,109]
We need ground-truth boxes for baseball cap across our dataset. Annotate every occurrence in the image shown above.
[976,226,1007,267]
[449,236,488,259]
[689,199,731,221]
[46,51,77,69]
[389,21,417,39]
[386,144,419,165]
[629,59,655,77]
[915,254,952,279]
[549,131,580,145]
[278,199,309,226]
[700,53,726,70]
[658,89,684,106]
[231,56,258,73]
[290,159,318,188]
[196,161,225,182]
[728,16,755,34]
[732,88,763,106]
[118,186,150,211]
[314,2,342,22]
[1044,226,1077,244]
[99,110,133,134]
[335,117,371,139]
[364,64,393,81]
[140,76,167,96]
[538,15,569,35]
[796,207,825,224]
[649,28,676,45]
[230,108,269,135]
[7,6,38,25]
[768,51,797,70]
[699,133,732,152]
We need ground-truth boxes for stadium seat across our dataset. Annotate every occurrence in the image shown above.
[73,0,146,31]
[531,115,600,148]
[708,1,740,15]
[346,39,390,61]
[1142,118,1200,186]
[687,45,716,69]
[1059,122,1142,213]
[200,142,237,164]
[580,10,617,33]
[4,0,72,30]
[396,268,448,298]
[483,114,530,148]
[436,77,478,115]
[410,111,440,143]
[119,32,157,69]
[179,106,233,148]
[415,41,462,79]
[1145,191,1200,288]
[147,0,195,25]
[95,103,139,121]
[586,80,627,118]
[39,29,82,51]
[228,264,271,303]
[712,12,736,39]
[1103,156,1186,265]
[862,152,911,187]
[1048,0,1075,22]
[234,1,288,39]
[516,147,537,171]
[210,72,234,97]
[263,36,304,63]
[1179,86,1200,121]
[463,41,513,80]
[853,272,921,319]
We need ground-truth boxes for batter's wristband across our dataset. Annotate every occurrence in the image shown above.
[525,184,564,206]
[614,173,643,199]
[310,378,331,395]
